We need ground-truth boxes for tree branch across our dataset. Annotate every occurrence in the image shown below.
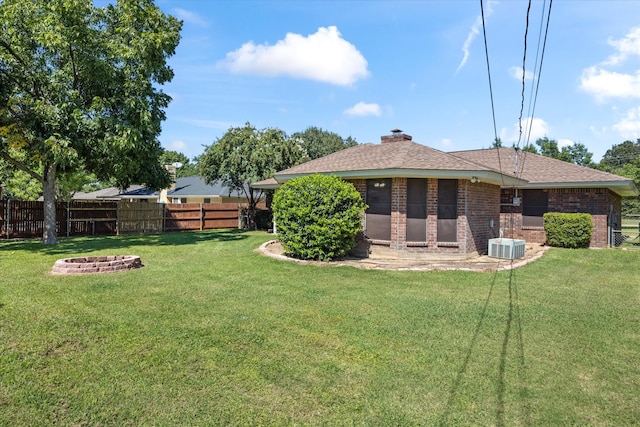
[69,44,79,90]
[0,148,44,183]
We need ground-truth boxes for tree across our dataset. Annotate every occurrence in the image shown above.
[564,142,594,167]
[599,139,640,171]
[528,137,595,167]
[160,150,199,178]
[291,126,357,160]
[598,139,640,214]
[0,0,182,244]
[199,122,307,229]
[492,137,503,148]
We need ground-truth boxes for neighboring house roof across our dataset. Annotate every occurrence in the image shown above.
[169,176,244,198]
[74,177,245,200]
[73,185,147,200]
[256,140,526,188]
[452,148,638,197]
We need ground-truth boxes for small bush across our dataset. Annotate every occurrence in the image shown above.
[272,175,367,261]
[543,212,593,248]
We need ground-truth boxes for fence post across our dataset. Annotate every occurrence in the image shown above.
[67,201,71,237]
[5,198,9,239]
[200,203,204,231]
[162,203,166,233]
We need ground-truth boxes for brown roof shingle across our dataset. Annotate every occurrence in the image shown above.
[276,141,499,175]
[452,147,628,184]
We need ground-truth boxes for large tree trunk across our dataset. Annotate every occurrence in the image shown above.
[42,163,58,245]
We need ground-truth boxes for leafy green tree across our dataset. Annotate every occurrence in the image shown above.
[536,137,566,160]
[521,142,538,153]
[160,150,198,178]
[291,126,357,160]
[492,137,503,148]
[597,139,640,214]
[199,122,307,229]
[0,0,181,244]
[599,139,640,171]
[564,142,594,167]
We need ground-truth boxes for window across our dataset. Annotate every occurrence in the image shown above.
[407,178,427,242]
[203,198,211,203]
[437,179,458,242]
[522,189,548,227]
[172,197,187,204]
[366,179,392,240]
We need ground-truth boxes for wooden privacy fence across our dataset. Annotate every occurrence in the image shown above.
[0,200,245,240]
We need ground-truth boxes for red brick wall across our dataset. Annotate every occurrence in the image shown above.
[464,181,501,254]
[347,177,501,255]
[500,188,622,248]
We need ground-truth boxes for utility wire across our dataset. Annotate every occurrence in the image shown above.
[519,0,553,179]
[516,0,532,150]
[480,0,499,149]
[480,0,505,187]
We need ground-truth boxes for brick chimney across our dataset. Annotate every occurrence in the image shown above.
[381,129,412,143]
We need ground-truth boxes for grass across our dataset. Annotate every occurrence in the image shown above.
[1,230,639,426]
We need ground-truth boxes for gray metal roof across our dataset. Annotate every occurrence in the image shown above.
[73,177,244,200]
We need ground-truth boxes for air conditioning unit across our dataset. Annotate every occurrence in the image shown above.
[488,238,526,260]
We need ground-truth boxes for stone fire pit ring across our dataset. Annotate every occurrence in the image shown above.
[52,255,142,275]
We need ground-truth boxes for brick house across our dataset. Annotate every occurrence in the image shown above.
[253,130,637,254]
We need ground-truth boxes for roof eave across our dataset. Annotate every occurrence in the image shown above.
[273,169,527,186]
[518,181,639,197]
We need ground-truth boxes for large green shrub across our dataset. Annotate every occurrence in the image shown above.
[543,212,593,248]
[272,175,367,261]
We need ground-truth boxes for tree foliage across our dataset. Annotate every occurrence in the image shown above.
[520,137,595,167]
[272,175,367,261]
[199,122,308,228]
[597,139,640,214]
[291,126,358,160]
[160,150,199,178]
[0,0,181,243]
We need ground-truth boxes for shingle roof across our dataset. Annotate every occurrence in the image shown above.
[73,177,243,200]
[277,141,489,174]
[452,148,638,196]
[169,176,243,197]
[252,137,638,196]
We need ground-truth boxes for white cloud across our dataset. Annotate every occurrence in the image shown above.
[166,140,187,151]
[218,26,369,86]
[343,102,381,117]
[172,8,208,27]
[557,138,574,148]
[603,26,640,66]
[579,67,640,101]
[441,138,452,147]
[613,106,640,138]
[508,66,536,81]
[456,0,496,74]
[501,117,549,145]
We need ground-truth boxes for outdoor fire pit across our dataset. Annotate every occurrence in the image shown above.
[52,255,142,274]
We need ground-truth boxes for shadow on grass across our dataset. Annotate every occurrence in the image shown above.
[438,267,531,427]
[0,229,248,256]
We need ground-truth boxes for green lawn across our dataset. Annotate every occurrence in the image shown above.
[1,230,639,426]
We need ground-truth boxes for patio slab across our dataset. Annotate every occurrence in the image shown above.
[258,240,549,272]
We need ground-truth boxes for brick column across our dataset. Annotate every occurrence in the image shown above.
[391,178,407,250]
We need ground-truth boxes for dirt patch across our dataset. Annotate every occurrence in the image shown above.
[258,241,548,272]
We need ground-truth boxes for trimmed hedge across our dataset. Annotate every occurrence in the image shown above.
[272,175,367,261]
[543,212,593,248]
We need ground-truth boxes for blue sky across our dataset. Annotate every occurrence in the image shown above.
[153,0,640,162]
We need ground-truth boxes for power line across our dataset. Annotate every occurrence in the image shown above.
[516,0,532,150]
[480,0,505,186]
